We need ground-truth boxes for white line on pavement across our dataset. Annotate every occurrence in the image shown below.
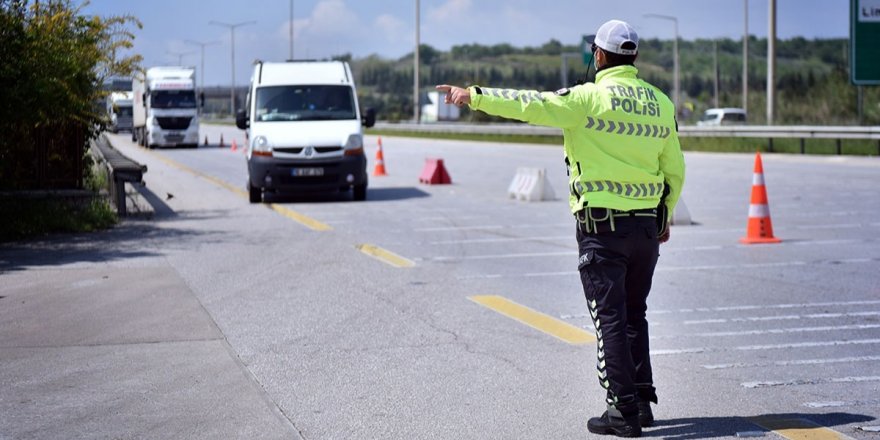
[650,338,880,356]
[684,311,880,324]
[651,323,880,339]
[702,355,880,370]
[742,376,880,389]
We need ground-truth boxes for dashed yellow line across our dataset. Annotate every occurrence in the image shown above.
[356,244,415,268]
[469,295,595,345]
[748,416,855,440]
[146,150,331,231]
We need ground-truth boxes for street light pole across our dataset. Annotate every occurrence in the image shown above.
[167,50,195,65]
[645,14,680,113]
[209,20,256,115]
[414,0,420,124]
[185,39,220,113]
[743,0,749,113]
[289,0,294,60]
[767,0,776,125]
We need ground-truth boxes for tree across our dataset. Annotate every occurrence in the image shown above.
[0,0,141,189]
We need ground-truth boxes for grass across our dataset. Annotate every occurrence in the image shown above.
[0,150,118,243]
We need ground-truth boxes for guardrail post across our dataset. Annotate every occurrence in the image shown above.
[877,139,879,156]
[768,138,774,153]
[799,138,805,154]
[114,177,127,217]
[836,139,842,155]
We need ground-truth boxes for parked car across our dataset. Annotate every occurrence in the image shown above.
[696,108,747,126]
[236,60,375,203]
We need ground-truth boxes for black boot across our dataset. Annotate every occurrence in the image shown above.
[587,407,642,437]
[637,402,654,427]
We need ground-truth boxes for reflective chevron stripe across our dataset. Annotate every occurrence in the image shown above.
[484,88,544,104]
[579,180,664,198]
[584,116,672,139]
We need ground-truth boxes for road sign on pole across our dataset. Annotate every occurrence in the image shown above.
[851,0,880,84]
[581,35,595,65]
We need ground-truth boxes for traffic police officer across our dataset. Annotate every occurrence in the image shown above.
[437,19,685,438]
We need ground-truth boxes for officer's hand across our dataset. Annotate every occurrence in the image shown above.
[436,85,470,107]
[659,226,671,244]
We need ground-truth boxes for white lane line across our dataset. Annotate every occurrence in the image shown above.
[685,311,880,324]
[652,323,880,339]
[455,258,878,279]
[415,222,570,232]
[702,355,880,370]
[742,376,880,389]
[427,251,573,261]
[804,399,880,408]
[652,299,880,315]
[429,235,572,245]
[650,338,880,356]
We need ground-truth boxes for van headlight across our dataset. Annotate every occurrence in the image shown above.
[344,134,363,156]
[252,135,272,157]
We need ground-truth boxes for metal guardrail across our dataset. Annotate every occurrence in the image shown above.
[90,134,146,216]
[374,122,880,154]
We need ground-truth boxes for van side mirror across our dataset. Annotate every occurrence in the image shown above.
[235,109,249,130]
[362,107,376,128]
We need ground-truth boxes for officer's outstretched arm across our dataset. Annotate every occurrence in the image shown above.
[467,86,588,129]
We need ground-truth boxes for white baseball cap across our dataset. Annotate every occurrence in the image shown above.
[594,20,639,55]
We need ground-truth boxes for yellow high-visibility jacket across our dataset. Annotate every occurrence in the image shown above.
[468,65,685,222]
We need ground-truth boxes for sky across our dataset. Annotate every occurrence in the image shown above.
[82,0,851,87]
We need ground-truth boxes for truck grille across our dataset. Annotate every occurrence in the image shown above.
[156,117,192,130]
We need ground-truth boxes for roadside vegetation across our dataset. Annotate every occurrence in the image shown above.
[346,37,878,126]
[0,0,140,241]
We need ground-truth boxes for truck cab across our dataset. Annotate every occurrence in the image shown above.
[236,60,375,202]
[107,91,133,133]
[132,66,200,148]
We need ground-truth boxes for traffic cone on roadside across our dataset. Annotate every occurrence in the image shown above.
[740,152,781,244]
[373,137,387,176]
[231,138,237,152]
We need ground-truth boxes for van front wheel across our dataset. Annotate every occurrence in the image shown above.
[248,182,262,203]
[353,183,367,201]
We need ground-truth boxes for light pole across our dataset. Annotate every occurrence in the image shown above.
[185,39,220,113]
[209,20,256,115]
[743,0,749,113]
[766,0,776,125]
[167,50,195,65]
[289,0,294,60]
[644,14,680,113]
[414,0,420,123]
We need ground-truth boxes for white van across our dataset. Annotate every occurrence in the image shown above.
[696,108,747,126]
[236,60,375,202]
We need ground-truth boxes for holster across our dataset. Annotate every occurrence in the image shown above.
[656,183,670,236]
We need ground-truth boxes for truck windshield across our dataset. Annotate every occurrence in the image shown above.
[255,85,356,122]
[116,106,133,117]
[151,90,196,109]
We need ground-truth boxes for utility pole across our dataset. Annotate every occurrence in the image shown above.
[767,0,776,125]
[414,0,421,123]
[289,0,294,60]
[713,40,719,108]
[209,20,256,115]
[185,39,220,114]
[645,14,680,112]
[167,50,194,65]
[742,0,749,112]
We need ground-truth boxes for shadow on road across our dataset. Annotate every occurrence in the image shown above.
[645,412,875,439]
[262,186,430,204]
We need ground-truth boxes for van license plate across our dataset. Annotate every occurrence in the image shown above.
[292,167,324,177]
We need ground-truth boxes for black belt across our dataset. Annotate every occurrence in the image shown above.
[576,207,657,234]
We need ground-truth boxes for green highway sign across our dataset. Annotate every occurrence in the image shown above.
[852,0,880,84]
[582,34,595,65]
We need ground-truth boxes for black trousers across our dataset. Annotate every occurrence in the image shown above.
[576,214,659,416]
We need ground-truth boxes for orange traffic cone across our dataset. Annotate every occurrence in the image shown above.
[219,134,224,148]
[740,152,781,244]
[373,137,387,176]
[231,138,237,152]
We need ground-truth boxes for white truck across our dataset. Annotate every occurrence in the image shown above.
[236,60,375,203]
[132,66,200,148]
[106,91,133,133]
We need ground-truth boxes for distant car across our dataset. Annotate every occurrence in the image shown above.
[696,108,747,126]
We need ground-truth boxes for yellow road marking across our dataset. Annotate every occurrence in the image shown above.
[469,295,595,345]
[270,205,332,231]
[356,244,415,268]
[748,416,855,440]
[146,150,332,231]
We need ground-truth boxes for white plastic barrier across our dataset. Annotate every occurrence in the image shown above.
[671,197,693,225]
[508,167,555,201]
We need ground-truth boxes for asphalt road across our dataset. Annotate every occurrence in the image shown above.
[1,124,879,439]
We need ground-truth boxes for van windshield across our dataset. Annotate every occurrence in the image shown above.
[255,85,356,122]
[151,90,196,109]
